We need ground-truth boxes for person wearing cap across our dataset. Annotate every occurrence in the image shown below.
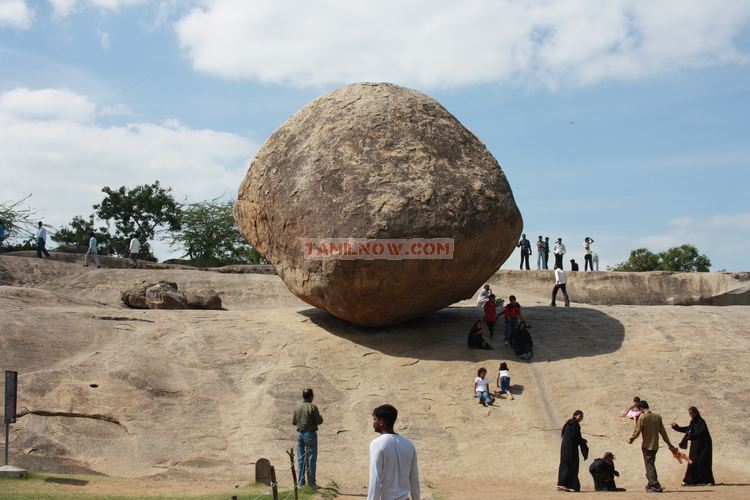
[629,400,677,493]
[293,388,324,488]
[589,451,625,491]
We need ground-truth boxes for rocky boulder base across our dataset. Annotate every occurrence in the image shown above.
[121,281,222,310]
[235,82,522,326]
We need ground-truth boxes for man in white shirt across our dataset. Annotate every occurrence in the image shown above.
[36,221,50,258]
[553,238,566,269]
[551,264,570,307]
[84,232,100,268]
[128,234,142,268]
[368,404,420,500]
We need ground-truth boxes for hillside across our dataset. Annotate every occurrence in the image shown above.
[1,254,749,499]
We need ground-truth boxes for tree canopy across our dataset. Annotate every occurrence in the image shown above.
[94,181,182,259]
[611,244,711,272]
[168,199,265,266]
[52,214,114,255]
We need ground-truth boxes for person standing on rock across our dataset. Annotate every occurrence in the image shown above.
[84,231,100,268]
[583,237,595,271]
[128,234,141,268]
[629,400,678,493]
[483,294,498,338]
[36,221,50,258]
[517,233,532,270]
[592,252,599,271]
[551,264,570,307]
[368,404,420,500]
[293,388,324,488]
[503,295,523,344]
[671,406,714,486]
[536,235,545,269]
[554,238,566,269]
[558,410,588,492]
[543,236,551,269]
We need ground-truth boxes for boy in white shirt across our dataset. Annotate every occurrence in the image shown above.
[368,404,420,500]
[551,264,570,307]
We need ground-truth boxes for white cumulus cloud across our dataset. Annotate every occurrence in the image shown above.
[0,87,257,256]
[175,0,750,88]
[48,0,147,17]
[0,0,32,28]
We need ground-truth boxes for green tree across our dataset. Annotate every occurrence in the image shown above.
[660,244,711,272]
[94,181,182,260]
[52,214,114,255]
[611,244,711,272]
[168,199,265,266]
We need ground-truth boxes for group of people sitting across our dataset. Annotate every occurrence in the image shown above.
[472,362,515,406]
[469,285,533,360]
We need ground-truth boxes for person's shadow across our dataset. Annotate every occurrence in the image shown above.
[298,304,624,362]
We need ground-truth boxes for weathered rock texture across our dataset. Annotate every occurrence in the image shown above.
[235,83,522,326]
[121,281,223,310]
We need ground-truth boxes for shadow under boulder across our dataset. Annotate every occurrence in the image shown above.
[121,281,222,310]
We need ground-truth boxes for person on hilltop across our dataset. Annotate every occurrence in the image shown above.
[83,231,100,268]
[570,259,579,271]
[293,388,324,488]
[483,293,498,338]
[128,234,141,268]
[467,320,493,350]
[543,236,551,269]
[629,400,678,493]
[536,235,545,269]
[558,410,589,492]
[368,404,420,500]
[36,221,50,258]
[551,264,570,307]
[592,252,600,271]
[583,237,595,271]
[554,237,566,269]
[671,406,714,486]
[473,367,495,406]
[503,295,523,345]
[496,361,514,400]
[476,283,492,308]
[517,233,532,270]
[589,451,625,491]
[0,219,5,247]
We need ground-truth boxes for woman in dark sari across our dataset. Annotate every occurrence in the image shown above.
[467,320,493,350]
[671,406,714,485]
[557,410,588,492]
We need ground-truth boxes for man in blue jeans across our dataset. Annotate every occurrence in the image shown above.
[293,388,324,487]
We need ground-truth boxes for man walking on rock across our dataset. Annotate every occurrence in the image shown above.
[36,221,50,258]
[629,400,677,493]
[551,264,570,307]
[293,388,324,488]
[368,404,420,500]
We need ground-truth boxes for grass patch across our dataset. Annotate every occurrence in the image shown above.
[0,472,326,500]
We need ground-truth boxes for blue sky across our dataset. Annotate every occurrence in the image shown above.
[1,0,749,271]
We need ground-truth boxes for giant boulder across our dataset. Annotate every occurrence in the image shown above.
[235,83,522,326]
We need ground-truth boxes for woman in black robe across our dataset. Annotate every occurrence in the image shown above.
[671,406,714,485]
[513,320,533,360]
[557,410,588,492]
[467,320,492,350]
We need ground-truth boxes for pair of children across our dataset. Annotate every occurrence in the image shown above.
[473,362,514,406]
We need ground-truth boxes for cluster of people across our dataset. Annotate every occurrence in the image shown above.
[517,234,599,271]
[557,399,714,493]
[473,362,515,406]
[292,389,420,500]
[472,285,533,360]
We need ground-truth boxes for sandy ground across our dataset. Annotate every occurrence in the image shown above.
[1,254,749,499]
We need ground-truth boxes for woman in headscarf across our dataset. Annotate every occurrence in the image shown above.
[557,410,588,492]
[671,406,714,485]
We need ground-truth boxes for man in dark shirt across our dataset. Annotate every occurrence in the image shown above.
[293,388,324,487]
[517,234,532,270]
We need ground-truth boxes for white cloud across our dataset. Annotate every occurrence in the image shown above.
[0,87,97,123]
[175,0,750,88]
[0,0,32,29]
[98,29,110,49]
[99,102,135,117]
[0,87,257,257]
[48,0,75,17]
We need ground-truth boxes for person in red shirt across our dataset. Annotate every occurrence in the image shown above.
[503,295,523,345]
[483,294,498,338]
